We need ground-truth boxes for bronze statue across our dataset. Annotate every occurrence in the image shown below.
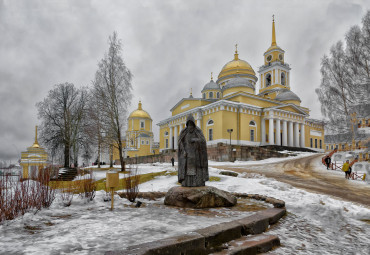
[178,114,209,187]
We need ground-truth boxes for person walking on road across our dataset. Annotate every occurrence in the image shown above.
[342,160,350,179]
[324,156,331,170]
[171,157,175,167]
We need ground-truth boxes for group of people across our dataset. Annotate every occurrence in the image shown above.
[324,156,352,179]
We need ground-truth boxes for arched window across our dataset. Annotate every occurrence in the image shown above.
[203,93,206,99]
[209,129,213,141]
[281,72,286,85]
[249,120,256,126]
[217,92,220,98]
[207,119,214,125]
[250,130,255,142]
[209,92,213,99]
[265,73,271,87]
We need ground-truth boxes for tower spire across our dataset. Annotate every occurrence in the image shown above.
[138,100,142,110]
[211,72,213,81]
[32,125,40,148]
[234,44,239,60]
[271,15,277,46]
[35,126,38,144]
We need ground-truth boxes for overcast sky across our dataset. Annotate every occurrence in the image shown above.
[1,0,369,163]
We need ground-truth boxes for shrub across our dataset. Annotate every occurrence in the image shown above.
[59,181,75,207]
[125,166,140,202]
[77,170,96,202]
[0,167,56,223]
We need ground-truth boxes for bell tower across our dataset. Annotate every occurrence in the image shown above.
[258,16,291,99]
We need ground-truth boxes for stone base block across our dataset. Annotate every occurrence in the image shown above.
[164,186,237,208]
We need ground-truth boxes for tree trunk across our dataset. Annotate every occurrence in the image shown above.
[97,137,101,168]
[64,144,70,168]
[109,144,113,168]
[118,140,124,172]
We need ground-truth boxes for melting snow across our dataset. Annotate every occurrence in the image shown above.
[1,153,369,254]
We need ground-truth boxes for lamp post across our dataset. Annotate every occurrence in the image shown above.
[227,129,233,162]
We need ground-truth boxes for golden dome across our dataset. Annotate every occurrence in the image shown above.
[129,101,151,119]
[218,48,256,80]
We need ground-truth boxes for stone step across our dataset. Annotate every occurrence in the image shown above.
[211,234,280,255]
[56,168,78,181]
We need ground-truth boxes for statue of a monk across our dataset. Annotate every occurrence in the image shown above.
[178,114,209,187]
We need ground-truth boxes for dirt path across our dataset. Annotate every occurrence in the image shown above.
[214,154,370,207]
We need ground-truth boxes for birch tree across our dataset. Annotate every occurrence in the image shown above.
[85,89,108,168]
[316,10,370,137]
[93,32,132,171]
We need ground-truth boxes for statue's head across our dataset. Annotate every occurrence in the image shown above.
[186,114,196,133]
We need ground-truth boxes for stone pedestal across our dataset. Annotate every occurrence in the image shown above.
[164,186,237,208]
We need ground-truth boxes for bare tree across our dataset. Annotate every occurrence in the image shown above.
[93,32,133,171]
[85,89,108,168]
[36,83,88,168]
[316,11,370,137]
[316,42,355,134]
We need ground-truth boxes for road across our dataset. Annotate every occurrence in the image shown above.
[214,154,370,207]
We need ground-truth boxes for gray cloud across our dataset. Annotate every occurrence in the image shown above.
[1,0,369,162]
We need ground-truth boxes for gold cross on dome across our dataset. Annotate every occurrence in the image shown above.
[235,44,238,53]
[211,72,213,80]
[273,14,275,22]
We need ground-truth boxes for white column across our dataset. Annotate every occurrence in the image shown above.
[300,123,305,148]
[174,125,178,150]
[269,118,274,145]
[276,119,281,146]
[196,119,200,128]
[288,121,293,147]
[169,126,173,149]
[179,124,183,133]
[294,122,299,147]
[282,120,287,146]
[275,68,279,85]
[261,119,266,144]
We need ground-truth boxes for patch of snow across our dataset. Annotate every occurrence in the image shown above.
[1,154,369,254]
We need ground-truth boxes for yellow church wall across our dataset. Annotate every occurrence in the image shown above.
[280,100,300,106]
[259,84,286,96]
[264,50,284,65]
[127,143,152,158]
[277,106,303,114]
[220,110,238,142]
[240,114,261,142]
[305,125,325,150]
[223,86,254,97]
[229,95,278,109]
[128,118,152,132]
[172,100,209,116]
[202,110,223,142]
[159,126,170,150]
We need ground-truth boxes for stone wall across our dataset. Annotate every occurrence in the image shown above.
[119,143,290,165]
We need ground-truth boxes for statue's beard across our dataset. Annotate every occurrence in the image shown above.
[189,127,194,133]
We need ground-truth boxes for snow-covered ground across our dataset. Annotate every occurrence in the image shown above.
[1,153,369,254]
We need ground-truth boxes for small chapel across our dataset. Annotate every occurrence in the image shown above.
[157,18,325,152]
[20,126,48,178]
